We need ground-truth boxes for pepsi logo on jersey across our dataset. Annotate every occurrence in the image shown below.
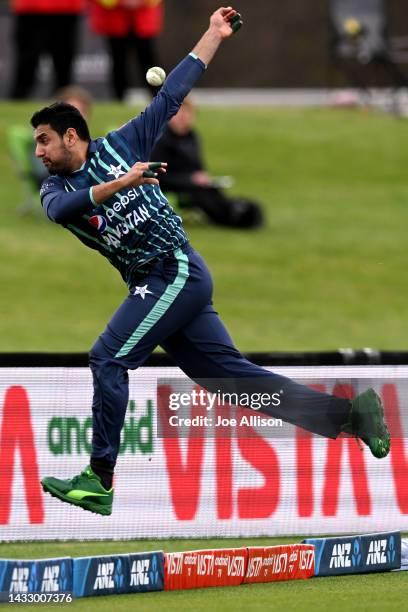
[89,215,107,232]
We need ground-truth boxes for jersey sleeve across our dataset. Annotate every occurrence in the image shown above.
[40,176,95,224]
[115,53,206,161]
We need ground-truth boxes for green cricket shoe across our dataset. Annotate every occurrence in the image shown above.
[41,466,113,515]
[344,388,391,458]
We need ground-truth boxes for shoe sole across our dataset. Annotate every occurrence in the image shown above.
[42,481,112,516]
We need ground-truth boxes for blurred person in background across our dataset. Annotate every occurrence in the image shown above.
[28,86,93,188]
[56,85,93,121]
[89,0,164,99]
[9,0,85,99]
[152,98,264,229]
[8,86,92,212]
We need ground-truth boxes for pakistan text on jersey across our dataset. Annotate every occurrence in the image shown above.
[91,204,152,247]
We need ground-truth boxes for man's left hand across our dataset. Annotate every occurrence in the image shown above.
[209,7,243,39]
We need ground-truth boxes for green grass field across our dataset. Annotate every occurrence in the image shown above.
[0,537,406,611]
[1,103,408,352]
[1,103,407,609]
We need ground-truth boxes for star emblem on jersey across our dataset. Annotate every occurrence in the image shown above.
[133,285,153,300]
[107,164,125,179]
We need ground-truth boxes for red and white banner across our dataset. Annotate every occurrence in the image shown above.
[165,548,247,590]
[244,545,315,583]
[1,366,408,540]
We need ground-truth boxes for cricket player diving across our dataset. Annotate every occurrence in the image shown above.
[33,7,390,516]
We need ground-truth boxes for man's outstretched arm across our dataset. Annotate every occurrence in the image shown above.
[116,7,243,160]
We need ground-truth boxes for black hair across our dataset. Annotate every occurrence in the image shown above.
[30,102,91,142]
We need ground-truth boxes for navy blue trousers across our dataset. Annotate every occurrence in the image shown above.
[89,244,350,467]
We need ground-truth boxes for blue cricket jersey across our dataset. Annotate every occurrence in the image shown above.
[40,53,205,288]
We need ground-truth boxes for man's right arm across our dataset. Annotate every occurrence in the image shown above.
[41,178,97,224]
[41,164,163,224]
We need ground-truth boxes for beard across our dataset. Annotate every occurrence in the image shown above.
[43,145,74,176]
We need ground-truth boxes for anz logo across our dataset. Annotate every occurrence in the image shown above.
[93,559,124,591]
[387,536,397,564]
[329,543,352,569]
[93,562,115,590]
[130,559,150,586]
[351,539,362,567]
[366,539,388,566]
[10,567,30,593]
[40,565,59,592]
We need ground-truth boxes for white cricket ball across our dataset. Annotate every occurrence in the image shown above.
[146,66,166,87]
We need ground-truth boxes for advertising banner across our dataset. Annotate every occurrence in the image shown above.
[303,531,401,576]
[1,366,408,540]
[165,548,247,590]
[72,551,164,597]
[127,552,164,594]
[244,545,315,583]
[73,555,130,597]
[0,557,72,595]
